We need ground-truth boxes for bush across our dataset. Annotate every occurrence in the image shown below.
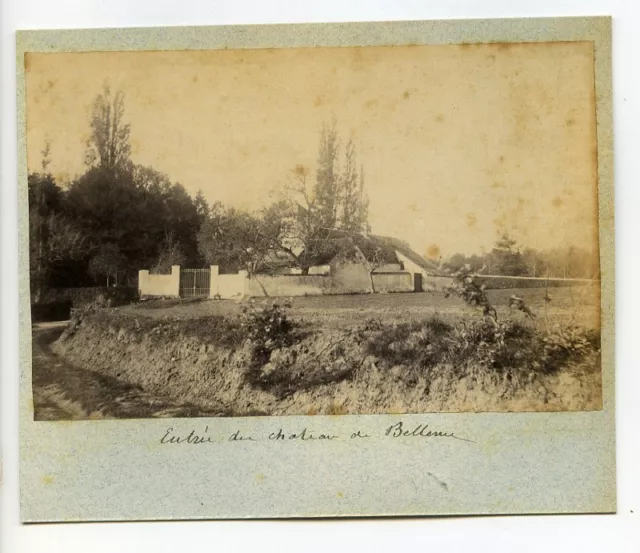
[237,301,358,398]
[448,318,535,371]
[365,316,454,369]
[364,314,598,383]
[239,300,297,367]
[538,324,600,372]
[444,265,497,320]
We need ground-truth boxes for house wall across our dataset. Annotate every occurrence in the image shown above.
[138,265,180,297]
[137,263,422,299]
[329,248,373,294]
[247,275,331,297]
[395,251,452,291]
[395,251,427,277]
[246,271,413,296]
[371,272,413,292]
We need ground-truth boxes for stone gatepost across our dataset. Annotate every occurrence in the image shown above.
[209,265,220,298]
[138,269,149,297]
[171,265,181,298]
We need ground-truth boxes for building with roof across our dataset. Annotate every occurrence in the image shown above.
[372,235,452,291]
[245,229,451,297]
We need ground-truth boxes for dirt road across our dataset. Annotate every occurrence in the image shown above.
[31,322,225,420]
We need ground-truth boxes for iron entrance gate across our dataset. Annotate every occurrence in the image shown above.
[179,268,211,298]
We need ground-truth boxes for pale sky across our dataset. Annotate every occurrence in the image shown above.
[25,42,599,259]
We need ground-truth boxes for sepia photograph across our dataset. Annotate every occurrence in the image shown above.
[26,40,602,420]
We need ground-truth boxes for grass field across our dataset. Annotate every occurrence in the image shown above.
[124,285,600,330]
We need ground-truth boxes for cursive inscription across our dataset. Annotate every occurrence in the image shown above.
[229,430,257,442]
[161,426,216,444]
[269,428,338,441]
[159,421,473,445]
[385,422,473,442]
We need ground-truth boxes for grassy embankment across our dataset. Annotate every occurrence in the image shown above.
[46,286,602,418]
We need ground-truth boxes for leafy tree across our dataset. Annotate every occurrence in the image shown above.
[131,164,172,194]
[338,140,370,233]
[275,165,340,274]
[444,253,467,272]
[487,233,528,276]
[256,122,372,275]
[312,122,370,234]
[29,84,208,289]
[522,247,546,277]
[314,121,340,229]
[152,232,186,274]
[30,212,89,270]
[28,172,63,215]
[29,208,91,300]
[66,162,204,280]
[88,243,126,286]
[446,244,599,280]
[40,140,52,173]
[357,164,370,234]
[66,166,145,264]
[130,165,201,265]
[28,172,91,301]
[197,204,278,275]
[193,189,210,222]
[340,139,360,232]
[539,246,599,279]
[159,182,202,266]
[444,252,484,273]
[84,83,132,172]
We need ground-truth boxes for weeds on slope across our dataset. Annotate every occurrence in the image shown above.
[238,300,348,398]
[362,265,601,394]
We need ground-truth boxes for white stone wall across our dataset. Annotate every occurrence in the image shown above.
[138,265,181,297]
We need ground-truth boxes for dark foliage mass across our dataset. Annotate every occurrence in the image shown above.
[28,84,211,300]
[29,164,207,296]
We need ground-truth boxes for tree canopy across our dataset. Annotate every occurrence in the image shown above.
[84,84,132,172]
[444,233,598,279]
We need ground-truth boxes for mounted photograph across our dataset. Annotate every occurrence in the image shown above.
[27,39,603,420]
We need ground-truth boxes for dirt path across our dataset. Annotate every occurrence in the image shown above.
[31,322,226,420]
